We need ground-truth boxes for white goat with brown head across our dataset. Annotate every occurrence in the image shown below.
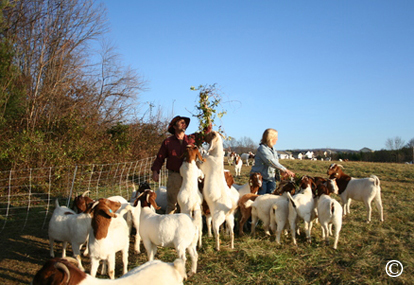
[327,163,383,222]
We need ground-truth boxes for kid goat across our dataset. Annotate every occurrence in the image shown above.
[327,163,384,222]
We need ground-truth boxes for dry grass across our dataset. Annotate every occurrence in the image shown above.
[1,160,413,284]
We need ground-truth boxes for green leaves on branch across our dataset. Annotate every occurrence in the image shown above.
[190,84,227,139]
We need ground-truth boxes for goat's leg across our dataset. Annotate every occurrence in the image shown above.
[49,239,55,257]
[108,255,115,279]
[365,199,373,223]
[134,232,141,253]
[186,245,198,277]
[61,241,68,257]
[206,214,213,237]
[212,212,226,251]
[333,222,341,249]
[82,239,89,256]
[225,214,235,249]
[250,211,258,236]
[144,240,156,260]
[374,193,384,222]
[304,219,312,243]
[122,247,128,275]
[89,258,99,278]
[73,244,84,271]
[275,219,286,245]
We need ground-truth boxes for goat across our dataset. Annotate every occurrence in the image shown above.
[32,257,187,285]
[48,199,92,271]
[234,154,243,177]
[177,144,205,248]
[197,169,233,239]
[227,151,236,166]
[198,131,239,251]
[327,163,383,222]
[245,181,296,243]
[237,193,259,236]
[88,199,131,279]
[315,184,343,249]
[133,190,199,277]
[287,176,316,245]
[234,172,263,198]
[240,152,255,166]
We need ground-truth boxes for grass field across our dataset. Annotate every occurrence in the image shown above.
[1,160,413,284]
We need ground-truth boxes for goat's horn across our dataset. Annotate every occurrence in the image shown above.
[62,257,79,266]
[81,190,90,197]
[54,262,71,282]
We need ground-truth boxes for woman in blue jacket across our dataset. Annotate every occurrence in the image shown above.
[251,128,295,195]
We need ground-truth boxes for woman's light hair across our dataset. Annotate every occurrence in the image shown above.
[260,128,278,147]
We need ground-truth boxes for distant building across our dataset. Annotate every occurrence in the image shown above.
[279,151,293,159]
[360,147,373,153]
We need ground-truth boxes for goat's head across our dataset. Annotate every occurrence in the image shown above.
[327,163,344,178]
[316,183,332,197]
[72,190,94,213]
[91,198,120,218]
[204,131,223,156]
[32,257,86,285]
[327,178,339,194]
[183,144,205,163]
[274,180,297,196]
[138,181,151,193]
[249,172,263,192]
[134,189,161,210]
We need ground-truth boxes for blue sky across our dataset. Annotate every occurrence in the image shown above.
[98,0,413,151]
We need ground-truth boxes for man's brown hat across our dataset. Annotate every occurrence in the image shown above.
[167,116,190,134]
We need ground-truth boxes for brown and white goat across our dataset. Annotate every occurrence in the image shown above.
[178,145,205,247]
[287,176,316,245]
[327,163,383,222]
[233,172,263,198]
[32,257,187,285]
[88,198,131,279]
[237,193,260,236]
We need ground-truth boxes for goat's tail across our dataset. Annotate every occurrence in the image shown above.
[330,201,335,216]
[193,207,202,228]
[244,199,254,209]
[370,175,381,188]
[286,192,297,208]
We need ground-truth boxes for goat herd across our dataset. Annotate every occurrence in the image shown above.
[32,131,384,285]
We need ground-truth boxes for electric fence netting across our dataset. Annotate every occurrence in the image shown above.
[0,156,167,234]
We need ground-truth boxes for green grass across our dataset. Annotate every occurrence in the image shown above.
[0,160,413,284]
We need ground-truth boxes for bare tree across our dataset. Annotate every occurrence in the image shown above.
[89,40,147,126]
[3,0,108,131]
[405,138,414,148]
[385,136,405,150]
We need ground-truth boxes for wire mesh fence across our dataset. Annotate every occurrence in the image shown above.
[0,156,167,234]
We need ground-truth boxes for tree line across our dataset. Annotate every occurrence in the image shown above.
[0,0,168,171]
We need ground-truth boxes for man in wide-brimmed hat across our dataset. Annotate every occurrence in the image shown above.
[151,115,211,214]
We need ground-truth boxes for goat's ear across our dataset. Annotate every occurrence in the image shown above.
[149,193,161,210]
[100,204,117,218]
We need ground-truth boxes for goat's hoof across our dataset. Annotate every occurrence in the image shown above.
[187,271,196,278]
